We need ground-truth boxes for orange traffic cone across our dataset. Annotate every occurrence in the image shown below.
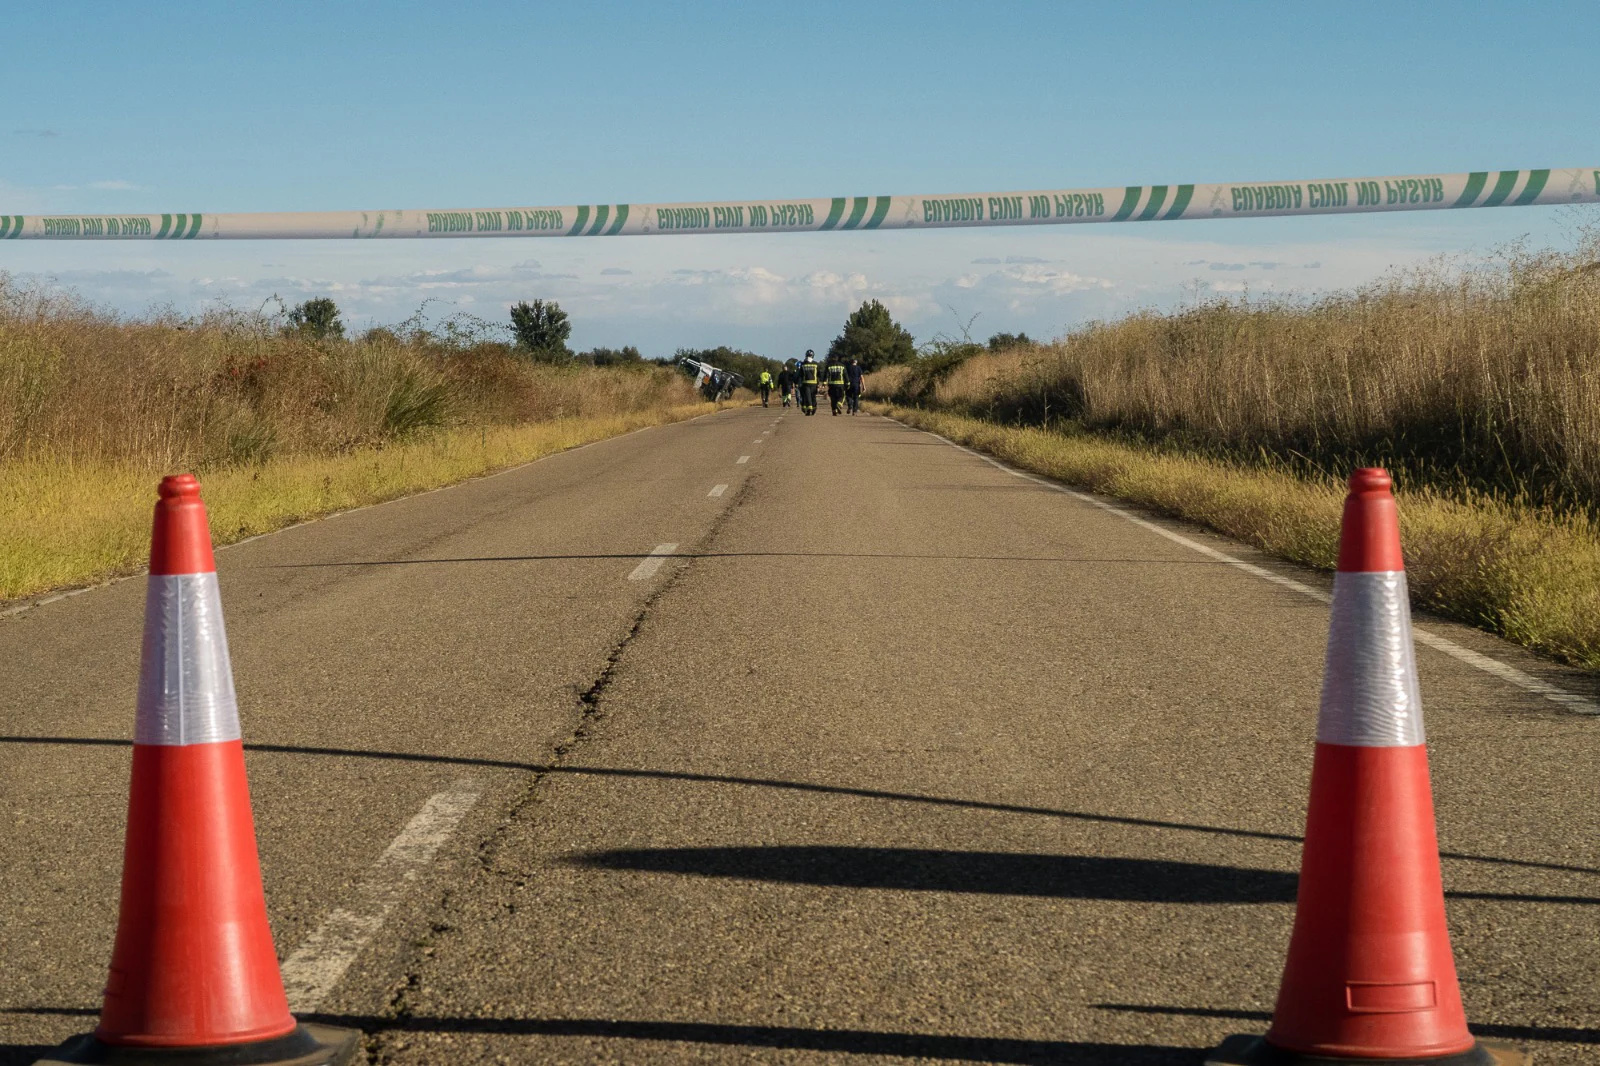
[39,475,357,1065]
[1209,469,1525,1066]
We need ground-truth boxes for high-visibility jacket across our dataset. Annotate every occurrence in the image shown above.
[760,371,772,386]
[826,363,847,386]
[800,362,819,385]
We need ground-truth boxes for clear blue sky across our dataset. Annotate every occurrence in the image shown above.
[4,0,1597,353]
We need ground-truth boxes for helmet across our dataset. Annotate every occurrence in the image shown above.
[804,349,815,360]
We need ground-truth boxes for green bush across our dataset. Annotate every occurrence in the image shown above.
[288,298,344,340]
[509,299,572,362]
[826,299,915,371]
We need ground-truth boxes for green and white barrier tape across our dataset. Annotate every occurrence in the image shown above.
[3,167,1595,240]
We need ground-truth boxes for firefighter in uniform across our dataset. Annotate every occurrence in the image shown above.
[825,356,848,415]
[798,351,820,416]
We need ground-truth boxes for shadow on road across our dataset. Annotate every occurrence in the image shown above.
[0,1007,1201,1064]
[314,1013,1204,1064]
[1093,1004,1600,1047]
[569,845,1299,903]
[247,551,1221,568]
[3,736,1597,882]
[10,1002,1592,1059]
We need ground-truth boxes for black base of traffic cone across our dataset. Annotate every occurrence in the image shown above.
[35,1023,360,1066]
[1206,1034,1528,1066]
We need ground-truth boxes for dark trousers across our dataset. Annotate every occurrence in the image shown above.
[760,385,771,406]
[800,384,818,414]
[827,384,845,414]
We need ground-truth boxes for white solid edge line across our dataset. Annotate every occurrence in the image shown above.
[736,455,750,464]
[628,543,679,581]
[1,408,734,624]
[895,418,1599,717]
[709,484,728,497]
[279,779,482,1012]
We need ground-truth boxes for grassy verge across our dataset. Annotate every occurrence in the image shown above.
[1,403,717,605]
[875,403,1600,671]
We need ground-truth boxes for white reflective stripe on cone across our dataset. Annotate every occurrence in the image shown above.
[1317,571,1425,747]
[135,572,242,746]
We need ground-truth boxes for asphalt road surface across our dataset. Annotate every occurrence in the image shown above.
[2,405,1596,1065]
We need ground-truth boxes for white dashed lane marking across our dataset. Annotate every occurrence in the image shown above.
[708,484,728,498]
[628,543,679,581]
[280,779,483,1011]
[737,456,750,464]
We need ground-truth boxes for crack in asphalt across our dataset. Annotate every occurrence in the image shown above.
[370,468,759,1059]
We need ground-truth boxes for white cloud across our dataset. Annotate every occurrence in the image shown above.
[4,211,1577,354]
[88,180,138,191]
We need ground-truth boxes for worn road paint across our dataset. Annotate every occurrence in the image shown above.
[708,485,728,498]
[736,456,750,464]
[279,779,483,1011]
[628,543,679,581]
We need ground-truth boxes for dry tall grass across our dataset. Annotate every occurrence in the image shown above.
[0,277,707,601]
[866,239,1600,668]
[0,277,698,469]
[871,237,1600,510]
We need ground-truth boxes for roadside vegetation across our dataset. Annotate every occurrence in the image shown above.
[866,237,1600,669]
[0,279,710,602]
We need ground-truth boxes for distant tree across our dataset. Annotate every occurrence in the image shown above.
[359,326,401,347]
[987,331,1033,351]
[580,345,644,367]
[288,297,344,340]
[826,299,915,371]
[509,299,572,361]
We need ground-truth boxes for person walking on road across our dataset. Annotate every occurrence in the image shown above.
[845,357,863,415]
[798,351,820,416]
[825,355,848,416]
[758,369,774,408]
[776,363,795,408]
